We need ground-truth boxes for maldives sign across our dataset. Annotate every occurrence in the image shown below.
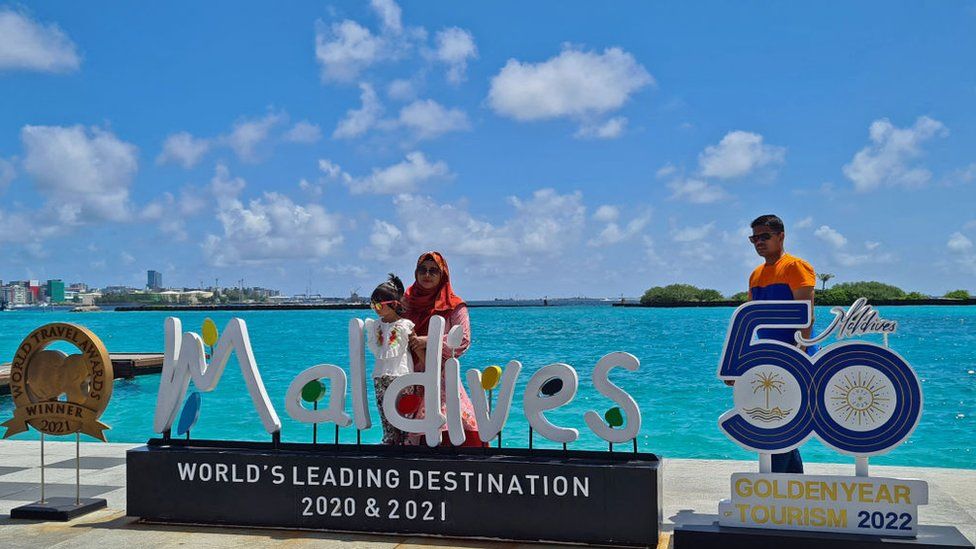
[127,314,661,547]
[715,299,927,537]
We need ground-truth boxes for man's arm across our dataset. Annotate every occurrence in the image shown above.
[793,285,815,350]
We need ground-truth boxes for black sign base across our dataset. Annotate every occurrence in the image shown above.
[127,439,662,547]
[10,497,107,521]
[674,521,974,549]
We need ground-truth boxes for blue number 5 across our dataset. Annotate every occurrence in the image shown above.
[718,301,815,452]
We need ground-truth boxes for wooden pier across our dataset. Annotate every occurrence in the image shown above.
[0,353,164,396]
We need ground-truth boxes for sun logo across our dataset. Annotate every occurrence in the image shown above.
[830,371,891,426]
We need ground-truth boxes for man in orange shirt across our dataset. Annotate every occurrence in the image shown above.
[744,214,817,473]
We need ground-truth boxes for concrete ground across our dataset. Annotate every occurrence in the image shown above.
[1,440,973,548]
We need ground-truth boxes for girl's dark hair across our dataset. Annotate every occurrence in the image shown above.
[371,273,406,315]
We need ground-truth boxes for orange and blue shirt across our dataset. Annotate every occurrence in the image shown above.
[749,253,817,351]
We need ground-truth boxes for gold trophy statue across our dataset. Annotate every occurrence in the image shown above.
[2,322,114,520]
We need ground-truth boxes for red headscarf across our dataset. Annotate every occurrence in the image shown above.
[403,251,465,336]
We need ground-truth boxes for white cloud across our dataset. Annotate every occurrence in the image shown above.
[0,8,80,73]
[655,163,676,179]
[698,130,785,179]
[391,189,585,258]
[370,0,402,33]
[298,178,322,198]
[209,163,247,208]
[589,211,650,246]
[948,232,973,253]
[795,216,813,229]
[509,189,586,254]
[315,19,384,82]
[367,220,403,259]
[318,159,348,180]
[574,117,628,140]
[946,163,976,186]
[156,131,210,168]
[814,225,848,249]
[835,251,895,267]
[0,157,15,190]
[397,99,470,140]
[671,222,715,242]
[0,209,43,243]
[865,240,881,250]
[387,78,417,101]
[842,116,947,192]
[321,264,370,278]
[487,46,652,135]
[433,27,477,84]
[141,187,207,240]
[314,1,426,84]
[203,167,343,266]
[333,83,383,139]
[347,151,450,194]
[283,120,322,144]
[223,112,284,162]
[21,124,138,223]
[593,205,619,223]
[668,178,729,204]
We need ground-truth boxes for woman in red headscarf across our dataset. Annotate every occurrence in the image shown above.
[404,251,481,447]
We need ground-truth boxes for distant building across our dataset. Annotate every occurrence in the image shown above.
[46,279,65,303]
[251,287,280,299]
[103,285,138,294]
[2,283,28,306]
[148,270,163,291]
[28,280,41,303]
[68,282,88,293]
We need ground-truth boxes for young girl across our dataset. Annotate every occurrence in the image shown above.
[364,274,416,445]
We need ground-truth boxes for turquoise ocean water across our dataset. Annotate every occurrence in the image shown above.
[1,306,973,469]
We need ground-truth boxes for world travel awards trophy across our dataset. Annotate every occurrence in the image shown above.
[2,323,114,520]
[675,299,974,549]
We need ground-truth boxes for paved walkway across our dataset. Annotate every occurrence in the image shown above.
[1,440,973,548]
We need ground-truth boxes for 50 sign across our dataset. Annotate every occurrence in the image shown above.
[717,301,923,457]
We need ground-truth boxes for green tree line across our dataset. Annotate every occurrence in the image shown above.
[640,282,972,305]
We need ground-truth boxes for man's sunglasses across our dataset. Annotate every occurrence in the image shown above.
[371,300,399,312]
[748,232,781,244]
[416,267,442,276]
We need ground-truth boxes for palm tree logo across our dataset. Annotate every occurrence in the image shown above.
[742,370,793,422]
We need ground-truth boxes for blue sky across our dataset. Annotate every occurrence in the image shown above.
[1,1,974,298]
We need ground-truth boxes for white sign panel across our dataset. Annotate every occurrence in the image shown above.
[719,473,928,537]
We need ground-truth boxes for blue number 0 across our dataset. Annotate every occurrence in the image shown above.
[717,301,923,456]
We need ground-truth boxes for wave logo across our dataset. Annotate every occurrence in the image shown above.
[717,300,922,457]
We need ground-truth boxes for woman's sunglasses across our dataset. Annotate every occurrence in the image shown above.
[416,267,441,276]
[748,232,781,244]
[371,300,399,312]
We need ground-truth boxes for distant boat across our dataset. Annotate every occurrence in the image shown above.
[71,305,102,312]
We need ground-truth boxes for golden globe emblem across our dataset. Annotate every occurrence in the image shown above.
[1,323,113,441]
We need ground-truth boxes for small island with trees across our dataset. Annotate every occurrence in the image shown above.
[623,279,975,308]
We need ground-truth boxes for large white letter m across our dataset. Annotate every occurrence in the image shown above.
[153,317,281,435]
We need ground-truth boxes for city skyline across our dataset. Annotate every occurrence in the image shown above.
[1,2,975,299]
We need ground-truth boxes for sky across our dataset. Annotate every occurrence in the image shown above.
[0,1,975,299]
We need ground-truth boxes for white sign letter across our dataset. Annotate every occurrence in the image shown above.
[523,363,579,443]
[154,317,281,435]
[584,352,642,443]
[382,315,447,446]
[466,361,522,442]
[348,318,371,429]
[284,364,353,426]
